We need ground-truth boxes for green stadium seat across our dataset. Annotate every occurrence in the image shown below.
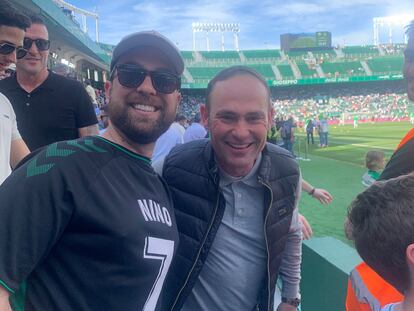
[243,49,281,60]
[277,64,295,79]
[321,61,365,77]
[343,45,379,58]
[187,67,226,80]
[246,64,275,79]
[367,56,403,74]
[200,51,240,60]
[181,51,194,61]
[297,63,318,78]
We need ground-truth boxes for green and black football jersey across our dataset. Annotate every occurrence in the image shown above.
[0,136,178,311]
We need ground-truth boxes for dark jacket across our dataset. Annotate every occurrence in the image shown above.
[162,139,300,311]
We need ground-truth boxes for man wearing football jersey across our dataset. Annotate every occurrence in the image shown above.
[0,31,183,311]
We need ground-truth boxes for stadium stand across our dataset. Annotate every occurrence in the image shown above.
[342,45,379,58]
[242,49,281,61]
[277,64,295,79]
[367,56,404,74]
[297,63,318,78]
[321,61,366,77]
[246,64,276,79]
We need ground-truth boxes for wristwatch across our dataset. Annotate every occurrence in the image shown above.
[281,297,301,307]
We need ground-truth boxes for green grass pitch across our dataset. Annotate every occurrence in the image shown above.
[294,121,412,244]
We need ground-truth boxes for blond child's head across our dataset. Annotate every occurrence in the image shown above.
[365,150,385,171]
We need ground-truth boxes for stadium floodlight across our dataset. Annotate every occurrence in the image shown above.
[192,22,240,52]
[52,0,100,43]
[373,15,414,45]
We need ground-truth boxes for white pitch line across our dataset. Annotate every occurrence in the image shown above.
[348,143,393,150]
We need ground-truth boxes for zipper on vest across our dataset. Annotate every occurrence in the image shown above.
[258,177,273,311]
[170,185,221,311]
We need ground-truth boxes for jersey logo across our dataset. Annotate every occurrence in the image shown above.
[138,199,172,227]
[26,139,107,177]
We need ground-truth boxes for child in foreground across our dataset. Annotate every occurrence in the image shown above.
[361,150,385,187]
[348,173,414,311]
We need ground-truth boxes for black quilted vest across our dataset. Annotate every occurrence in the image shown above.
[162,139,300,311]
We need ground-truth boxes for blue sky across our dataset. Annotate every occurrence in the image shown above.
[69,0,414,50]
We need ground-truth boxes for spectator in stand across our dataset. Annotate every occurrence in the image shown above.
[183,112,207,143]
[0,14,98,151]
[85,79,98,108]
[53,62,69,77]
[0,1,30,184]
[362,150,385,187]
[152,114,187,171]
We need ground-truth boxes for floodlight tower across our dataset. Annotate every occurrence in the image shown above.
[192,22,240,51]
[373,15,414,45]
[53,0,100,43]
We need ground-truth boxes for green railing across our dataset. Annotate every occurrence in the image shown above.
[301,237,362,311]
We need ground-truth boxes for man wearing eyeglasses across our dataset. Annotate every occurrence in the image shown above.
[0,31,183,311]
[0,1,30,185]
[0,14,99,151]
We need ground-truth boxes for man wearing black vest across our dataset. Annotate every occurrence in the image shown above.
[161,66,302,311]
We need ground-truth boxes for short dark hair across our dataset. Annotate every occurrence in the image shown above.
[175,115,186,122]
[28,14,46,26]
[205,66,271,112]
[0,1,31,30]
[406,20,414,41]
[348,173,414,292]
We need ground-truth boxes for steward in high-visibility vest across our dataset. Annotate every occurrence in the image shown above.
[346,263,403,311]
[345,128,414,311]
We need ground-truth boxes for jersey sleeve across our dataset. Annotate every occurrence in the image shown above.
[0,150,75,293]
[380,138,414,180]
[74,82,98,128]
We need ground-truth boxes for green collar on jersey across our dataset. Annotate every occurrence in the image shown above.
[95,136,151,165]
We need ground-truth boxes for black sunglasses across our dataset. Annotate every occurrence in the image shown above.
[111,64,180,94]
[23,38,50,51]
[0,42,27,59]
[404,49,414,63]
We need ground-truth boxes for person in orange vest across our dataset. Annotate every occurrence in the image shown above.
[345,19,414,311]
[348,173,414,311]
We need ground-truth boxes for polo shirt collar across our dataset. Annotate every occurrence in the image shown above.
[219,153,262,188]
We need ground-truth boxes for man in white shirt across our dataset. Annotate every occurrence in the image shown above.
[0,1,30,184]
[152,115,187,171]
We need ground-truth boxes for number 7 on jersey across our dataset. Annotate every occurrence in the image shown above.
[143,236,175,311]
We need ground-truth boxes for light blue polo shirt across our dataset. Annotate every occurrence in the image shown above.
[181,154,267,311]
